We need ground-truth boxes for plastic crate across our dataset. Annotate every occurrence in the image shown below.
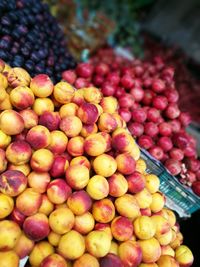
[140,149,200,218]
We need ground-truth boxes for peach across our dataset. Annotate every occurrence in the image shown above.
[93,153,117,177]
[86,175,109,200]
[136,158,147,173]
[118,241,142,267]
[0,59,5,72]
[53,81,75,104]
[48,130,68,154]
[0,110,24,135]
[16,188,42,216]
[74,212,95,235]
[157,255,179,267]
[70,156,91,169]
[28,171,50,193]
[19,109,38,129]
[84,133,107,157]
[100,253,123,267]
[67,190,92,215]
[26,125,51,149]
[92,198,115,223]
[98,113,117,133]
[86,230,111,257]
[140,208,152,216]
[145,174,160,194]
[8,163,30,176]
[67,136,84,156]
[10,85,35,109]
[100,96,118,113]
[0,93,13,110]
[47,179,72,204]
[0,220,21,250]
[73,253,99,267]
[65,164,90,190]
[0,170,27,196]
[38,194,54,215]
[0,251,19,267]
[83,87,102,103]
[80,123,98,137]
[49,207,74,235]
[110,241,119,255]
[59,102,78,118]
[39,111,60,131]
[175,245,194,267]
[150,192,165,213]
[138,238,161,263]
[2,63,11,74]
[0,72,7,89]
[41,253,68,267]
[94,223,112,240]
[139,264,158,267]
[7,67,31,88]
[72,89,84,105]
[113,113,124,128]
[9,207,26,227]
[0,193,14,219]
[14,232,34,259]
[60,115,82,137]
[157,230,173,246]
[162,208,176,227]
[6,140,32,165]
[13,129,28,142]
[112,130,132,153]
[99,132,112,151]
[31,148,54,172]
[170,236,182,250]
[129,142,141,161]
[29,241,54,267]
[115,194,140,219]
[108,172,128,197]
[151,215,171,237]
[48,231,61,247]
[77,102,99,124]
[0,130,11,149]
[58,230,85,260]
[161,245,175,257]
[50,155,69,177]
[116,153,136,175]
[126,171,146,194]
[30,74,54,97]
[134,188,153,209]
[111,216,133,241]
[134,216,156,240]
[33,97,54,115]
[93,103,103,116]
[0,148,7,173]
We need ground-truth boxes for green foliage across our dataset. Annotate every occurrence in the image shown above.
[75,0,155,56]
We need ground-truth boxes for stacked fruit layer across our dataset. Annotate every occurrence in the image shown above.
[0,60,194,267]
[0,0,76,82]
[62,48,200,196]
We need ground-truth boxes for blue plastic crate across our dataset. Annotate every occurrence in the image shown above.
[140,149,200,218]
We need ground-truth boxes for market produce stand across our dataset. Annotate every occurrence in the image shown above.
[0,1,200,267]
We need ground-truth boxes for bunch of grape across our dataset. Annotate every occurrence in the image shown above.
[0,0,76,82]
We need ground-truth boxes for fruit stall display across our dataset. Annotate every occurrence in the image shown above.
[62,48,200,198]
[0,60,195,266]
[0,0,76,82]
